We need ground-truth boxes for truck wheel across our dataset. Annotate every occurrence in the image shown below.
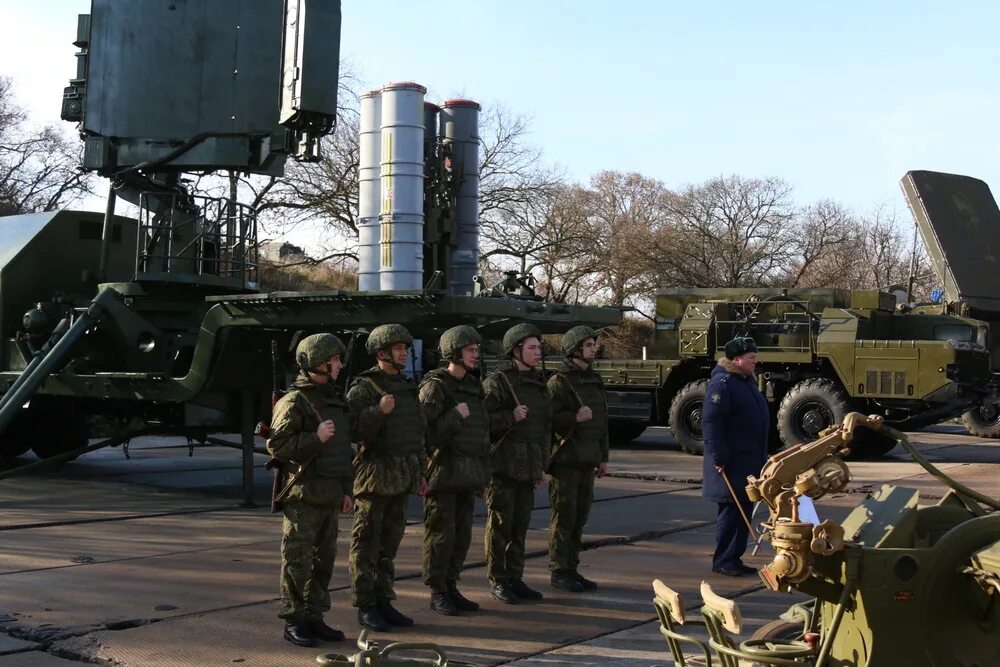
[669,379,708,455]
[1,409,44,460]
[748,618,803,643]
[778,379,896,458]
[850,429,899,458]
[962,402,1000,438]
[777,378,848,448]
[29,408,88,461]
[0,436,32,460]
[608,421,648,444]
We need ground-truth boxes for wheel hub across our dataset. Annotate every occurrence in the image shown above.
[686,404,703,436]
[797,402,833,439]
[978,402,1000,425]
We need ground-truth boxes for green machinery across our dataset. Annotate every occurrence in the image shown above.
[598,169,1000,456]
[653,412,1000,666]
[0,1,620,494]
[594,285,990,457]
[901,170,1000,439]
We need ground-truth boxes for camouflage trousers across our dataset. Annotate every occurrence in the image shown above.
[350,491,408,608]
[547,464,595,572]
[279,499,341,622]
[485,476,534,585]
[422,490,476,592]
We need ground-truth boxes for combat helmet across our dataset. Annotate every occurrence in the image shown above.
[502,323,542,357]
[296,333,347,373]
[561,326,599,356]
[439,325,482,358]
[366,324,413,355]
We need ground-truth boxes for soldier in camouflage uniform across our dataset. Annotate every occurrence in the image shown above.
[483,323,550,604]
[268,333,354,647]
[546,326,609,592]
[419,325,490,616]
[347,324,429,632]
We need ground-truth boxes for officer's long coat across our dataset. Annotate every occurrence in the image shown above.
[701,359,769,504]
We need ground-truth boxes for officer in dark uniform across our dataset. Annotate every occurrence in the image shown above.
[268,333,354,647]
[701,336,769,576]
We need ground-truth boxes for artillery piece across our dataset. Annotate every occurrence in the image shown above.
[654,413,1000,666]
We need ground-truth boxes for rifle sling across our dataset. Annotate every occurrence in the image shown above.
[352,375,390,465]
[423,375,460,472]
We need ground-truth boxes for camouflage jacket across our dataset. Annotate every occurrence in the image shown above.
[347,366,426,496]
[483,361,551,482]
[267,373,353,506]
[419,367,490,492]
[548,359,610,468]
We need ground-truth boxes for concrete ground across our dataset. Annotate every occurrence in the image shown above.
[0,425,997,665]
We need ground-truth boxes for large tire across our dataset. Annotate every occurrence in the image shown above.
[777,378,849,448]
[746,619,808,667]
[29,408,88,460]
[1,409,42,460]
[748,618,803,643]
[777,378,896,458]
[851,428,899,458]
[608,420,648,445]
[0,436,32,460]
[962,401,1000,438]
[669,379,708,455]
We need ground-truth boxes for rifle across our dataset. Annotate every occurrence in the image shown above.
[351,374,386,466]
[261,339,287,513]
[273,396,326,505]
[489,370,522,456]
[275,332,359,506]
[422,375,460,477]
[546,373,586,474]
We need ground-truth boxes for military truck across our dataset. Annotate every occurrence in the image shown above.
[0,1,621,470]
[901,170,1000,439]
[595,286,990,456]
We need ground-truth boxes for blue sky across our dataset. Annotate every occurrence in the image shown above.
[2,1,998,219]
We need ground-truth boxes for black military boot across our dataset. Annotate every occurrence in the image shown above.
[447,582,480,612]
[283,621,318,647]
[550,570,585,592]
[357,607,390,632]
[306,617,345,642]
[377,600,415,627]
[511,579,545,600]
[573,571,598,591]
[430,591,459,616]
[490,582,518,604]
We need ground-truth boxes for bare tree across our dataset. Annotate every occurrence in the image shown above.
[783,200,860,288]
[850,205,933,298]
[582,171,671,311]
[0,77,93,216]
[260,113,361,244]
[479,185,598,301]
[477,104,564,223]
[635,175,796,288]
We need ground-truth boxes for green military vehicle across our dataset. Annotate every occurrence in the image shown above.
[0,1,621,477]
[901,170,1000,439]
[596,285,990,457]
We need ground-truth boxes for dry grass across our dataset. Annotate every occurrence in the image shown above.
[259,260,357,292]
